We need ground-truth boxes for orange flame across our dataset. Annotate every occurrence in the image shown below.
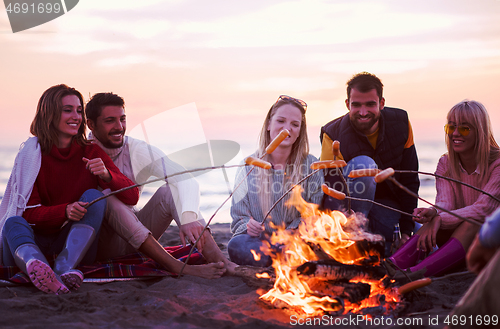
[259,186,400,316]
[251,249,261,261]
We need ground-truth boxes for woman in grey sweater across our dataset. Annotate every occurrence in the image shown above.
[228,95,323,266]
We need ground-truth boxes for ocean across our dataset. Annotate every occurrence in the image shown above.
[0,140,444,224]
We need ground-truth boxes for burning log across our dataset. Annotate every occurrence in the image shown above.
[235,265,275,289]
[308,280,371,304]
[296,259,387,282]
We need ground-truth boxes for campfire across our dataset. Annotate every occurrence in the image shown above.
[256,187,400,317]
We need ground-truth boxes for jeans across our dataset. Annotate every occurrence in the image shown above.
[368,198,402,257]
[227,233,273,267]
[2,189,106,266]
[322,155,377,217]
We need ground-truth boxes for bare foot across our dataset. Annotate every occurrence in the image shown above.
[185,261,226,279]
[223,259,238,276]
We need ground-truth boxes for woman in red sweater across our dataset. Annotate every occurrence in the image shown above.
[0,84,139,294]
[388,100,500,277]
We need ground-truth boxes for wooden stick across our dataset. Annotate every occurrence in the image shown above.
[261,169,321,227]
[397,170,500,204]
[387,176,483,226]
[83,163,247,209]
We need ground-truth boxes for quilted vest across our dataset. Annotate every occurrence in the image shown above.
[320,107,409,198]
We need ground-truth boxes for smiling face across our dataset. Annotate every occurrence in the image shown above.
[267,104,303,149]
[55,95,83,144]
[88,105,126,149]
[346,88,384,135]
[447,121,476,155]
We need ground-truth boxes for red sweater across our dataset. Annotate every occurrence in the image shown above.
[24,141,139,234]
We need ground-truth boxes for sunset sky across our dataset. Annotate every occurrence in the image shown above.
[1,0,499,160]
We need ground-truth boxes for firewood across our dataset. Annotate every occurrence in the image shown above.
[308,280,371,304]
[234,265,275,289]
[296,259,386,281]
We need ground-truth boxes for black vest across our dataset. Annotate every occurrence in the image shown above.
[321,107,409,199]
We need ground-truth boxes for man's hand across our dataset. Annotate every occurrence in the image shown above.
[83,157,111,182]
[467,234,498,274]
[413,207,437,224]
[417,215,442,252]
[180,221,205,253]
[247,217,264,237]
[66,201,88,221]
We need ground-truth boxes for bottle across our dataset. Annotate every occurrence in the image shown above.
[390,223,401,255]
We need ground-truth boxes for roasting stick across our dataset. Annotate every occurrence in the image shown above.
[399,170,500,204]
[331,140,352,213]
[397,271,470,294]
[375,168,482,227]
[177,130,289,277]
[260,160,347,228]
[81,164,248,209]
[321,184,414,218]
[350,169,500,205]
[59,163,252,229]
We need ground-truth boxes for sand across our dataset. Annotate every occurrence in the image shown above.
[0,222,477,329]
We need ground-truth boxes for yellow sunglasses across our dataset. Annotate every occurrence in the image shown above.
[444,124,471,137]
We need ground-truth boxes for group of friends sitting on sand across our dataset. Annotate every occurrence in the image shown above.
[0,72,499,318]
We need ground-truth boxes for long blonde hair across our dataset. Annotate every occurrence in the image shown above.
[256,97,309,226]
[445,100,500,182]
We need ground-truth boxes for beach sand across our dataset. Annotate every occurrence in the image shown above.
[0,220,477,329]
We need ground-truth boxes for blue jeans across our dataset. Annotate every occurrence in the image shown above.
[2,189,106,266]
[368,198,402,256]
[228,233,273,267]
[323,155,377,217]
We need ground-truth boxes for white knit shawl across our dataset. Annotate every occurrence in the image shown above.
[0,137,41,265]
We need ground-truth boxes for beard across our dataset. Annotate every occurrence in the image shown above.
[100,130,125,149]
[350,112,380,134]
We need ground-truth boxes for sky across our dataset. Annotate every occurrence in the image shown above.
[1,0,500,160]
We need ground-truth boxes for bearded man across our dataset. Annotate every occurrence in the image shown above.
[320,72,420,256]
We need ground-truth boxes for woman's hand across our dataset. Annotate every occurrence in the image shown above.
[247,217,264,237]
[83,157,111,182]
[417,215,442,252]
[66,201,88,221]
[413,207,437,224]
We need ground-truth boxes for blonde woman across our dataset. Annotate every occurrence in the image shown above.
[389,100,500,277]
[228,95,323,266]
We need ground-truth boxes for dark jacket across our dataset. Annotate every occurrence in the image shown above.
[320,107,419,235]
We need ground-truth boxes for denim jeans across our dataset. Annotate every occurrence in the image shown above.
[2,189,106,266]
[367,198,402,257]
[227,233,273,267]
[322,155,377,217]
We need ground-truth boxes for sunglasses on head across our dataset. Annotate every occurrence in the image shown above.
[444,124,471,137]
[276,95,307,111]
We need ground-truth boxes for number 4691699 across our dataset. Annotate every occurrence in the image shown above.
[444,315,498,326]
[6,2,62,14]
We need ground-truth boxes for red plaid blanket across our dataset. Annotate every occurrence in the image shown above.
[0,245,205,284]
